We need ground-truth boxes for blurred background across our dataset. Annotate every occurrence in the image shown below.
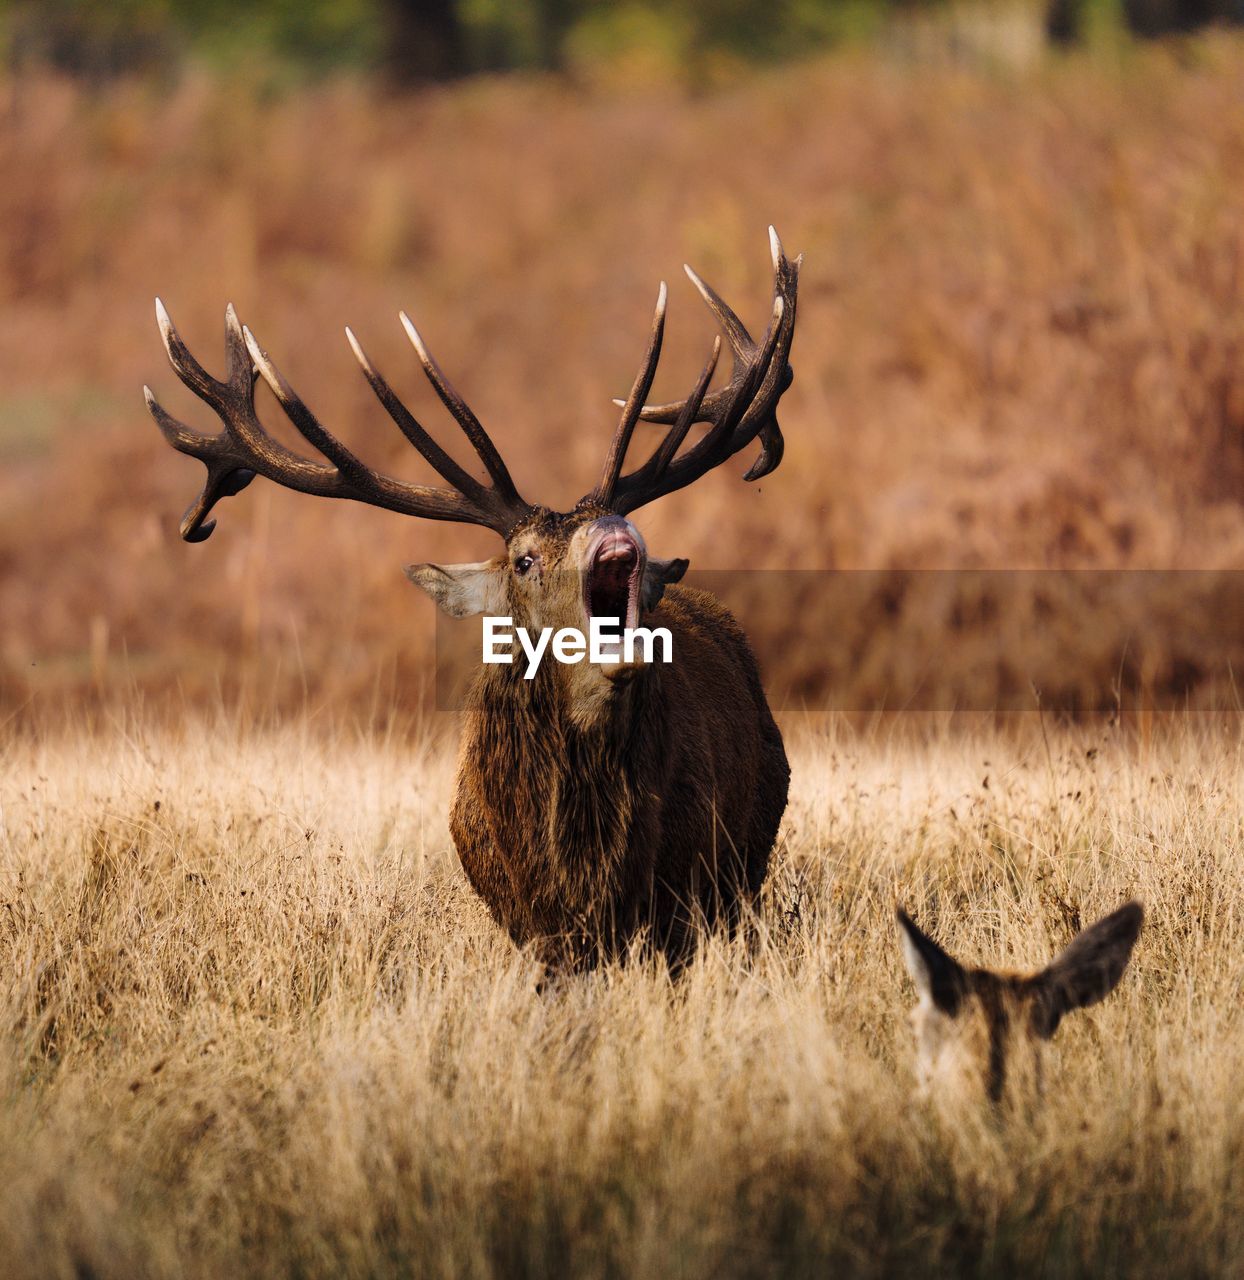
[1,0,1243,717]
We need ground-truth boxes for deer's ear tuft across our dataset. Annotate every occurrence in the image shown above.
[642,557,689,612]
[897,908,966,1016]
[1029,901,1144,1040]
[405,561,505,618]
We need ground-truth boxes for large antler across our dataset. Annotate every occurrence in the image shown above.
[587,226,800,516]
[145,302,531,542]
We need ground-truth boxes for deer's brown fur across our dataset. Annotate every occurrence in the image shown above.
[448,513,787,966]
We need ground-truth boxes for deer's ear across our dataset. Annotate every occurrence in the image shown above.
[642,557,689,612]
[1029,902,1143,1039]
[897,908,966,1016]
[404,561,506,618]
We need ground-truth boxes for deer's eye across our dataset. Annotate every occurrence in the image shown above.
[513,554,535,576]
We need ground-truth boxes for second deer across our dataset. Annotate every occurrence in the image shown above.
[897,902,1144,1104]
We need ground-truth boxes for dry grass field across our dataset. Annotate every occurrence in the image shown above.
[5,28,1244,1279]
[3,709,1243,1278]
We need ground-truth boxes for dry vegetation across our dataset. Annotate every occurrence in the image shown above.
[2,711,1243,1277]
[4,35,1244,1278]
[2,39,1244,714]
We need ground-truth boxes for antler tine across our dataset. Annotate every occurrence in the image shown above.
[344,326,487,497]
[156,297,225,398]
[645,336,721,480]
[247,326,383,494]
[615,228,798,420]
[147,299,267,541]
[680,294,785,479]
[590,282,668,507]
[399,311,523,504]
[683,262,752,360]
[146,300,532,543]
[603,295,783,518]
[595,229,800,516]
[742,227,800,481]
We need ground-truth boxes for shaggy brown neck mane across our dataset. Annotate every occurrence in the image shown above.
[469,652,665,949]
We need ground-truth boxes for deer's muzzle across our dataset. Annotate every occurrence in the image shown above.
[583,519,644,638]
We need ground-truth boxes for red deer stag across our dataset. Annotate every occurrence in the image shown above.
[146,230,800,968]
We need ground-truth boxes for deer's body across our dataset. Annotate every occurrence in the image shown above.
[453,583,788,965]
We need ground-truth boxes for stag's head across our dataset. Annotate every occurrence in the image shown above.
[406,504,687,673]
[145,230,800,692]
[897,902,1143,1107]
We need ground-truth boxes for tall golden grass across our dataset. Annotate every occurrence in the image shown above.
[2,39,1243,713]
[2,710,1241,1276]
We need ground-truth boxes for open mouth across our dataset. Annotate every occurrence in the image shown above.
[584,526,642,646]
